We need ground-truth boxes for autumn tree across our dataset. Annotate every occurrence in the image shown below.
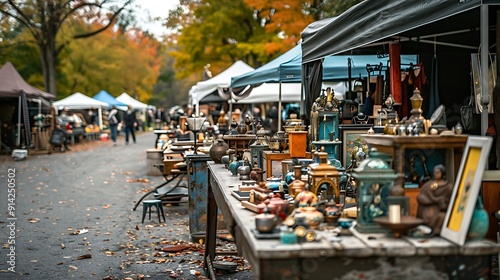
[166,0,273,79]
[58,18,161,101]
[0,0,132,95]
[243,0,364,54]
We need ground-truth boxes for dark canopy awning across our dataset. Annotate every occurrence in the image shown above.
[0,62,55,100]
[301,0,485,64]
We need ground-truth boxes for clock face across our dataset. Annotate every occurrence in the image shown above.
[430,105,445,125]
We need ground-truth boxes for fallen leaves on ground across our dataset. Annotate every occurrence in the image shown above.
[126,178,149,183]
[28,218,40,223]
[75,254,92,260]
[69,229,88,235]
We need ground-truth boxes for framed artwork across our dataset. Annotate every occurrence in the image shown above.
[440,136,493,245]
[339,125,372,168]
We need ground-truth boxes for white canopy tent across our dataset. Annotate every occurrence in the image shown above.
[232,83,302,104]
[116,92,149,110]
[193,61,254,113]
[53,92,110,129]
[233,82,347,104]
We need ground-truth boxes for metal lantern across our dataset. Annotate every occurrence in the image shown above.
[352,149,398,233]
[250,127,269,168]
[307,152,341,202]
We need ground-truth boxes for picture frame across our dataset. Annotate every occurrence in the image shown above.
[440,136,493,246]
[339,125,372,168]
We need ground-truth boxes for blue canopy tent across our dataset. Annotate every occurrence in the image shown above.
[93,90,127,109]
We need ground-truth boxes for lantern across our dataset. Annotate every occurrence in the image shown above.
[352,149,397,233]
[307,152,341,202]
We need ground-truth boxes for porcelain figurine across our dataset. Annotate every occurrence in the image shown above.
[416,164,453,235]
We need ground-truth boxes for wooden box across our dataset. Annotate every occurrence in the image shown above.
[288,131,308,158]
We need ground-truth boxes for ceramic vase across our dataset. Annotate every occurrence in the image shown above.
[467,195,489,240]
[237,160,251,180]
[229,156,240,176]
[209,139,229,163]
[295,207,324,229]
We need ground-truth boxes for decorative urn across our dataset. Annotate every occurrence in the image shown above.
[209,138,229,163]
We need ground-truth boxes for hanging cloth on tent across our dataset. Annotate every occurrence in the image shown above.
[429,56,441,116]
[20,90,32,147]
[471,53,496,114]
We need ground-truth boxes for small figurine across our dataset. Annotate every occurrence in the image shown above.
[416,164,453,235]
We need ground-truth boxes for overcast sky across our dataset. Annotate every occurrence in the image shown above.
[135,0,179,37]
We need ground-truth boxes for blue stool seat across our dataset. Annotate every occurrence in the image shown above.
[142,199,166,223]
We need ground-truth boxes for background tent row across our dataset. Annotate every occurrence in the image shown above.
[53,92,109,129]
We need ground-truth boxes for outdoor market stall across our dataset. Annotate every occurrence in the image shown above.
[0,62,56,153]
[53,92,109,129]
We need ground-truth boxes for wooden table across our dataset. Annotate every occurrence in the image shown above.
[363,134,468,216]
[204,162,500,280]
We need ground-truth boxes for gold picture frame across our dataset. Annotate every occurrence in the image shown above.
[440,136,493,245]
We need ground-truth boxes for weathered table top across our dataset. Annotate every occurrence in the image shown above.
[208,162,500,260]
[363,134,468,148]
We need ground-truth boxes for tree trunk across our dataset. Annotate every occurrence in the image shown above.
[39,37,57,95]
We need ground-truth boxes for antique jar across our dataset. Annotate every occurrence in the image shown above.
[467,195,489,240]
[237,122,247,134]
[255,202,278,233]
[288,166,306,198]
[209,138,229,163]
[237,160,251,180]
[295,207,324,229]
[228,154,240,176]
[295,188,319,208]
[221,155,230,168]
[268,194,290,220]
[250,167,265,183]
[230,118,239,135]
[324,201,343,223]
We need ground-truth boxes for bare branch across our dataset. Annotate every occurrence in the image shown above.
[0,8,42,42]
[73,1,132,39]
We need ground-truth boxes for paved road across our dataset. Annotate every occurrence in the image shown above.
[0,132,253,279]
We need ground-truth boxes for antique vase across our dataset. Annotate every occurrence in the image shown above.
[467,195,489,240]
[209,138,229,163]
[295,207,324,229]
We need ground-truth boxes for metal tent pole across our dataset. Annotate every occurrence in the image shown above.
[98,107,103,130]
[278,82,282,131]
[17,96,21,147]
[480,5,489,136]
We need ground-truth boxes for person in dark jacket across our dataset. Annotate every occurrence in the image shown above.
[108,106,120,145]
[124,105,137,144]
